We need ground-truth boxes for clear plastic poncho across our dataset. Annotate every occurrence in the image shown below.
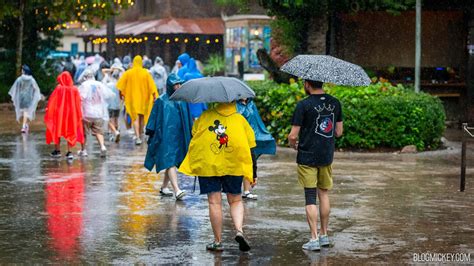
[9,74,42,121]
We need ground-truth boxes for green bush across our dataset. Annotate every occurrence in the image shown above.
[203,54,225,76]
[248,80,446,150]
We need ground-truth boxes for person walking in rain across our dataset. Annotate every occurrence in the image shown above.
[179,102,256,252]
[9,65,42,133]
[176,53,190,79]
[45,71,84,160]
[117,55,158,145]
[287,80,343,251]
[183,58,207,120]
[144,73,192,200]
[150,56,168,95]
[102,64,124,142]
[237,98,276,199]
[77,69,114,157]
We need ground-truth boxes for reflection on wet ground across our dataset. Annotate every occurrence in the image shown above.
[0,112,473,264]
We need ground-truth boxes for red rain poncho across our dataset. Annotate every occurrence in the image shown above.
[45,71,84,147]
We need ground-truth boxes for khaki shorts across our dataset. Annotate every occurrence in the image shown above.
[83,118,104,136]
[297,164,333,190]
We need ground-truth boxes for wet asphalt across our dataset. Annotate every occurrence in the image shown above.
[0,112,473,264]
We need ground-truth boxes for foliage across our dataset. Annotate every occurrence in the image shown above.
[203,54,226,76]
[0,0,132,98]
[257,0,416,55]
[248,79,445,150]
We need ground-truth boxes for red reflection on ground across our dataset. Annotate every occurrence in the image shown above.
[45,164,84,260]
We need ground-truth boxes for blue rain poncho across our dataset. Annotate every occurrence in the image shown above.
[182,58,207,120]
[144,74,193,173]
[9,71,42,122]
[237,99,276,157]
[177,53,190,79]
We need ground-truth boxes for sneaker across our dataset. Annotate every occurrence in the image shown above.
[114,131,121,143]
[175,190,186,200]
[109,135,115,142]
[206,242,223,252]
[21,124,28,134]
[302,239,321,251]
[135,137,142,145]
[65,152,74,160]
[319,235,330,247]
[77,150,88,157]
[242,191,258,200]
[50,150,61,158]
[235,231,251,251]
[160,187,174,196]
[100,147,107,158]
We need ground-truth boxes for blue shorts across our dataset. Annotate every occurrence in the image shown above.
[198,176,243,195]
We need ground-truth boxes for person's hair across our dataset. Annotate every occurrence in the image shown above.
[305,80,323,89]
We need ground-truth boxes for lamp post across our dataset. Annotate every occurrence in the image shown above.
[414,0,422,93]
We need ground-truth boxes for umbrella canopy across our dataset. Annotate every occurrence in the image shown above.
[169,77,255,103]
[280,55,371,86]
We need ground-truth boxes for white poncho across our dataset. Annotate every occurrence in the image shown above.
[9,75,42,121]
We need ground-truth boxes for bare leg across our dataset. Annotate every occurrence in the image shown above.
[133,118,140,138]
[208,192,223,243]
[318,189,330,236]
[227,193,244,233]
[165,167,180,193]
[95,134,106,149]
[113,117,119,132]
[22,112,28,127]
[55,139,60,152]
[139,114,144,136]
[161,171,170,189]
[108,121,117,134]
[243,179,251,192]
[305,204,319,239]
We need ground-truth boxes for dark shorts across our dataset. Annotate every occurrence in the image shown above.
[198,176,243,195]
[109,109,120,118]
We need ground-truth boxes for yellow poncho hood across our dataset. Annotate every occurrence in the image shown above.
[116,56,158,124]
[179,103,256,182]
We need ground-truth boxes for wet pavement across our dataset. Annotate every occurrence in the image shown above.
[0,112,473,264]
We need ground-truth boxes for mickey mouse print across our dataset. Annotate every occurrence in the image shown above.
[208,120,234,154]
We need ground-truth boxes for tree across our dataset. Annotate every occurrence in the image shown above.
[0,0,133,75]
[262,0,416,55]
[216,0,416,55]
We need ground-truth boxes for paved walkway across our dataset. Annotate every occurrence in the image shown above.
[0,112,472,264]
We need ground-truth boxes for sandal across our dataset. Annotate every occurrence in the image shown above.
[206,241,223,252]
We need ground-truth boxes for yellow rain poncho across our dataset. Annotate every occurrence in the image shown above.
[116,56,158,124]
[179,103,256,182]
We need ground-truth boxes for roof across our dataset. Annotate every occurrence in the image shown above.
[78,18,224,37]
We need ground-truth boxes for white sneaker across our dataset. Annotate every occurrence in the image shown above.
[243,191,258,200]
[100,147,107,157]
[114,131,121,143]
[77,150,88,157]
[160,187,174,196]
[175,190,186,200]
[135,137,142,145]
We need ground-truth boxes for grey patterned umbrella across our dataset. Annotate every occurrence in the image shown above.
[169,76,255,103]
[280,55,371,86]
